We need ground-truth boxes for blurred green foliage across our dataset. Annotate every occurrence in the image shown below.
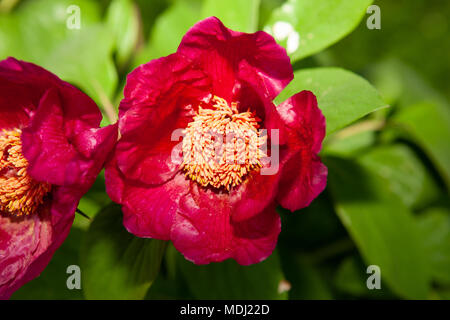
[1,0,448,300]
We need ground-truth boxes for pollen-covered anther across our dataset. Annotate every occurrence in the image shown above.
[0,129,51,217]
[182,96,267,191]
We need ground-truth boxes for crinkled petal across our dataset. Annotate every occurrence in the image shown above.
[0,58,100,130]
[276,91,327,211]
[170,184,281,265]
[22,88,117,190]
[178,17,293,102]
[277,91,325,153]
[0,209,52,299]
[21,88,78,185]
[117,54,210,185]
[277,151,327,211]
[0,57,116,299]
[106,156,190,240]
[122,173,190,240]
[0,186,78,299]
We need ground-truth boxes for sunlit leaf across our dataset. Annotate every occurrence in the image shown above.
[264,0,372,60]
[134,0,200,66]
[0,0,117,107]
[106,0,140,68]
[276,68,387,136]
[202,0,260,33]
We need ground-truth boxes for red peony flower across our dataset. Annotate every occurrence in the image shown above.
[0,58,117,299]
[106,17,327,265]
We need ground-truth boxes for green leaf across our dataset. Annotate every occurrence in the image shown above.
[0,0,117,107]
[393,102,450,189]
[202,0,260,33]
[326,157,430,299]
[178,251,287,299]
[106,0,140,68]
[81,203,166,299]
[135,0,260,68]
[264,0,372,60]
[43,26,118,108]
[134,0,201,66]
[417,207,450,285]
[276,68,387,136]
[0,15,20,57]
[10,227,85,300]
[359,144,440,209]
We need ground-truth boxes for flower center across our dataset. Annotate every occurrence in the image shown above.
[182,96,267,191]
[0,129,51,217]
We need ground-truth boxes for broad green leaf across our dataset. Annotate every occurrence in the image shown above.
[134,0,201,66]
[178,251,287,299]
[11,227,85,300]
[417,207,450,285]
[81,203,166,299]
[14,0,101,60]
[202,0,260,33]
[135,0,260,67]
[276,68,387,135]
[326,157,430,299]
[43,26,117,107]
[0,15,20,57]
[264,0,372,60]
[393,102,450,189]
[0,0,117,107]
[106,0,140,68]
[359,144,440,209]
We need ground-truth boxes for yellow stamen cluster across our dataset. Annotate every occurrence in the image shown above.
[0,129,51,217]
[182,96,267,191]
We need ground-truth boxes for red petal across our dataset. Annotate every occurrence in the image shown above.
[106,154,190,240]
[0,186,77,299]
[276,91,328,211]
[178,17,293,102]
[0,57,100,131]
[121,173,190,240]
[277,91,325,153]
[22,88,117,190]
[170,184,281,265]
[117,54,210,185]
